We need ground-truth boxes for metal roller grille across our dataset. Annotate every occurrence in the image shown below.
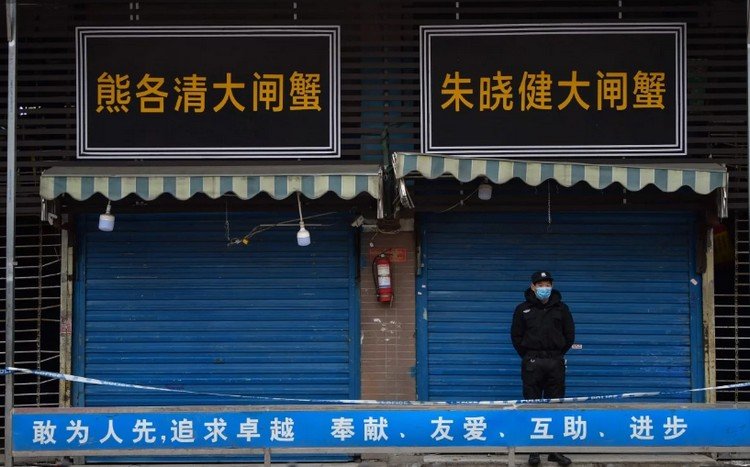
[0,217,62,454]
[715,211,750,402]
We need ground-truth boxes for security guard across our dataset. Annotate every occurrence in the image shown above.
[511,271,575,466]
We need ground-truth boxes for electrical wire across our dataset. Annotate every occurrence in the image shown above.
[226,211,338,246]
[439,187,479,213]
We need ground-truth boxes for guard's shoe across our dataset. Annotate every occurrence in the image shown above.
[528,453,540,466]
[548,452,572,465]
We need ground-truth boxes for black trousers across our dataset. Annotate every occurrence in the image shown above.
[521,356,566,399]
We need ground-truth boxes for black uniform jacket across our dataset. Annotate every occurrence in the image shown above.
[511,288,575,358]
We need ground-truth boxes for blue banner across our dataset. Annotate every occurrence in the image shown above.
[13,407,750,453]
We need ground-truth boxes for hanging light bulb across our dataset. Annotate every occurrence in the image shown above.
[296,192,311,246]
[297,223,311,246]
[98,201,115,231]
[478,178,492,200]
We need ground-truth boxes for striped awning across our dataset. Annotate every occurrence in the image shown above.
[393,152,727,195]
[40,163,382,201]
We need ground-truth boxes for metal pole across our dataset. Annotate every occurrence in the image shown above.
[5,1,16,465]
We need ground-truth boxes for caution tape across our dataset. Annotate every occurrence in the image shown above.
[5,366,750,406]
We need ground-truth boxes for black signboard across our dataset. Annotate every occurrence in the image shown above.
[77,26,340,159]
[420,24,686,157]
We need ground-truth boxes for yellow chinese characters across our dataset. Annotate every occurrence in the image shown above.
[253,73,284,112]
[96,72,131,113]
[135,74,167,113]
[174,74,208,113]
[557,71,590,110]
[213,73,246,112]
[96,71,325,114]
[289,72,321,111]
[441,72,473,111]
[519,71,552,111]
[479,71,513,111]
[633,71,665,109]
[438,69,667,112]
[597,72,627,110]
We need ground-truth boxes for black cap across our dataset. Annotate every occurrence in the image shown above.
[531,271,554,284]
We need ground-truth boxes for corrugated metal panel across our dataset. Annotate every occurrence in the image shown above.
[73,212,359,406]
[417,212,701,402]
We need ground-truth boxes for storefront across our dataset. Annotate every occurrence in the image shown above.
[394,153,728,403]
[39,164,382,409]
[7,1,748,462]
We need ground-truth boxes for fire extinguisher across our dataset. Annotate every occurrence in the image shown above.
[372,252,393,303]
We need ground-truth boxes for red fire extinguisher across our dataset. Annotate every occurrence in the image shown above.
[373,252,393,303]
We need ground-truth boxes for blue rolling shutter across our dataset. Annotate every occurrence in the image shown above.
[74,212,359,407]
[417,212,702,403]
